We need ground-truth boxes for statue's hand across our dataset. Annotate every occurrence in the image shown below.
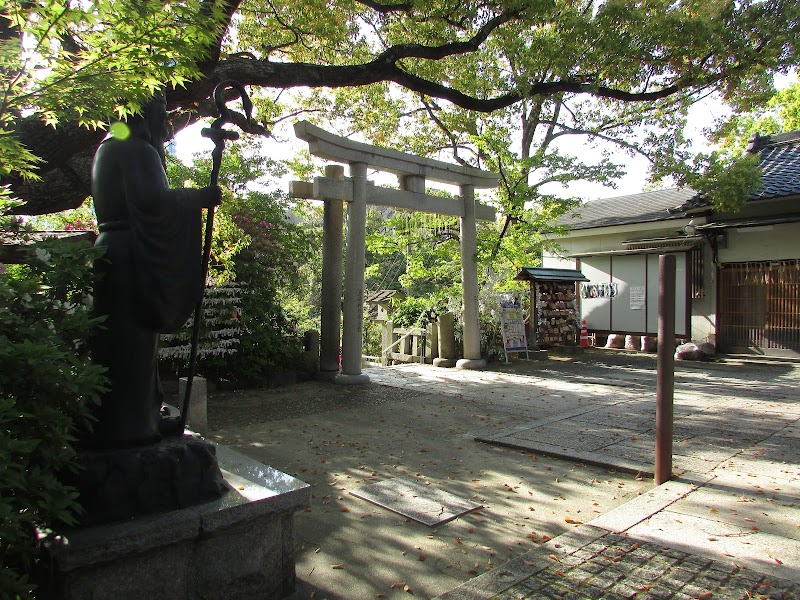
[204,185,223,208]
[176,185,223,210]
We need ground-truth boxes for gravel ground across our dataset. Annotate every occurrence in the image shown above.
[205,350,799,599]
[207,358,660,599]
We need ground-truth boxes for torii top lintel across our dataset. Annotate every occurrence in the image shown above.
[294,121,499,189]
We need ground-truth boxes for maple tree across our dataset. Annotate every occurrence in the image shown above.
[2,0,797,217]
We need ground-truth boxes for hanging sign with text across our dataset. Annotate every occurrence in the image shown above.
[498,292,528,356]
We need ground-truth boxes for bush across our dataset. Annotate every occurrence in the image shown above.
[164,146,321,385]
[204,195,315,384]
[0,231,107,598]
[391,296,446,329]
[157,187,317,386]
[479,310,505,362]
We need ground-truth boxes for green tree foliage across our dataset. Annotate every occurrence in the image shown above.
[1,0,226,211]
[671,80,800,213]
[682,151,763,213]
[712,81,800,152]
[0,206,107,598]
[6,0,799,217]
[278,0,798,289]
[164,145,320,384]
[366,208,463,299]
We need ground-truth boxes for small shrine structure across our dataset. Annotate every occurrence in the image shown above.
[515,267,588,347]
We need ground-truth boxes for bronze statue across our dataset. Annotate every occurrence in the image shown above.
[88,94,221,447]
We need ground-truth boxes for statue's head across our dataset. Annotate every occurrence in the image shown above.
[128,90,169,168]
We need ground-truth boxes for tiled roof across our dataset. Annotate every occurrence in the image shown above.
[364,290,397,303]
[750,130,800,200]
[555,130,800,230]
[553,188,698,230]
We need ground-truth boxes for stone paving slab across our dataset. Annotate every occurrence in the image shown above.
[349,476,482,526]
[476,434,654,477]
[588,477,708,533]
[437,527,799,599]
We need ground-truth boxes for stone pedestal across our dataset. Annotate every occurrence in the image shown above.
[179,376,207,437]
[335,372,371,385]
[44,445,310,600]
[65,434,226,527]
[456,357,487,370]
[434,312,457,368]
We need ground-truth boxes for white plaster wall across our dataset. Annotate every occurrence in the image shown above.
[719,223,800,263]
[541,253,577,270]
[580,258,612,330]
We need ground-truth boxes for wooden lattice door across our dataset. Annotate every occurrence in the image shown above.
[718,261,800,356]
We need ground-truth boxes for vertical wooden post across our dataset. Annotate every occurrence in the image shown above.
[655,254,676,484]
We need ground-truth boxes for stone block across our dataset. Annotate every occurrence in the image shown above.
[64,435,226,527]
[44,446,310,600]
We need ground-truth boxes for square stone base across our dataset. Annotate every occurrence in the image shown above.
[45,446,310,600]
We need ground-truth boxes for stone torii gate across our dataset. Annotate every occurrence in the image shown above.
[290,121,498,384]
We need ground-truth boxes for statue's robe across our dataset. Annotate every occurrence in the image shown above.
[89,136,205,447]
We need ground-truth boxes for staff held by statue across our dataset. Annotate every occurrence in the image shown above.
[181,80,253,433]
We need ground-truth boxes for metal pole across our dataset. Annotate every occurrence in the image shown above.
[655,254,676,484]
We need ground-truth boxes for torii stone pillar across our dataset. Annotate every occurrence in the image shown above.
[290,121,497,384]
[318,165,345,380]
[338,161,370,384]
[457,184,485,369]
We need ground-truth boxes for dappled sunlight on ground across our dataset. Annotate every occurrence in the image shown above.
[207,351,800,598]
[209,379,651,599]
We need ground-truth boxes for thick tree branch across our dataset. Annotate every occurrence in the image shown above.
[377,10,521,63]
[5,0,773,217]
[354,0,413,12]
[196,0,243,69]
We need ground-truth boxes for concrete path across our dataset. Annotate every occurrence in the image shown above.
[208,350,800,599]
